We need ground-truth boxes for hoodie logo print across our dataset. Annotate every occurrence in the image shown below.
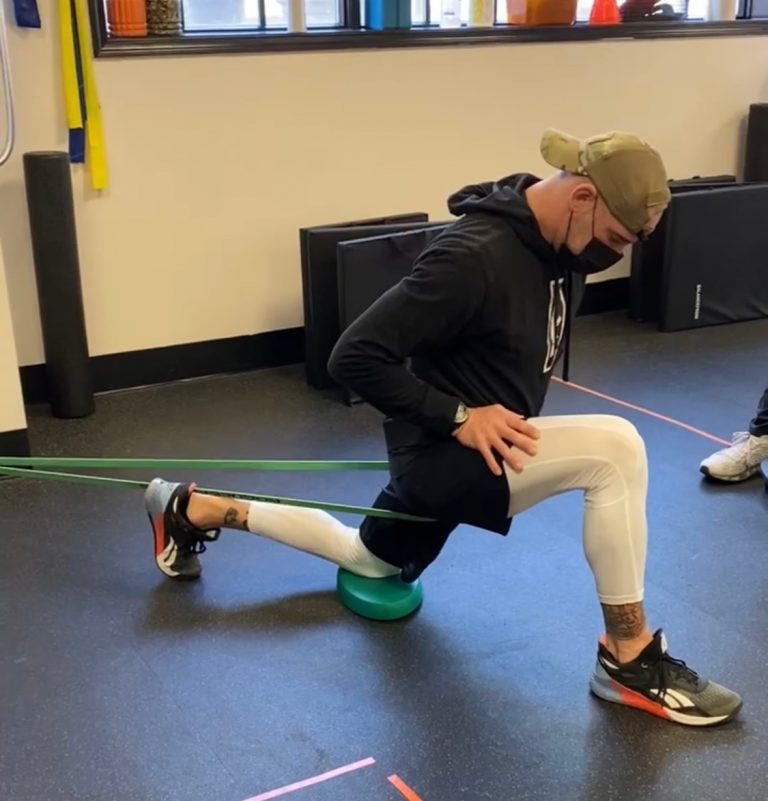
[543,278,567,374]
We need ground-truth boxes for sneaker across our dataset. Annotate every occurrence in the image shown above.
[144,478,220,581]
[700,432,768,482]
[590,630,742,727]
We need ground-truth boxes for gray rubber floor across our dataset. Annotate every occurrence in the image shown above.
[2,311,767,801]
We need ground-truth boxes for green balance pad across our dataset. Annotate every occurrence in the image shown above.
[336,568,423,621]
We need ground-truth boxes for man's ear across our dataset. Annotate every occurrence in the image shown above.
[568,182,597,214]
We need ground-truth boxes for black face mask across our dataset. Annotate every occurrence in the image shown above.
[557,206,623,275]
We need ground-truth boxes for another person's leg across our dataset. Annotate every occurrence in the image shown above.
[145,478,399,581]
[699,385,768,482]
[504,414,741,725]
[749,385,768,438]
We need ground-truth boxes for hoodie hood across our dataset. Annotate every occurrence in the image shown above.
[447,173,555,264]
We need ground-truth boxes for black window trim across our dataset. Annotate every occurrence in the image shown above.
[88,1,768,57]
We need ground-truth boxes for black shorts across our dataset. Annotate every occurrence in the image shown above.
[360,428,511,581]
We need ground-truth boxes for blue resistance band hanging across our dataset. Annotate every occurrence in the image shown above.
[13,0,40,28]
[67,0,86,163]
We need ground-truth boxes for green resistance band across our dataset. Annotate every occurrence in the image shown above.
[0,456,388,471]
[0,457,433,523]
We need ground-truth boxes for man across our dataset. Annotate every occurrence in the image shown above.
[145,129,742,727]
[700,387,768,482]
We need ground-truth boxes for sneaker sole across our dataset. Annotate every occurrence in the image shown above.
[590,670,741,727]
[700,464,760,483]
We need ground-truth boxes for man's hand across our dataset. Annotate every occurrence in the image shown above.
[452,405,540,476]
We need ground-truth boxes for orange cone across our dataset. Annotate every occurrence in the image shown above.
[588,0,620,23]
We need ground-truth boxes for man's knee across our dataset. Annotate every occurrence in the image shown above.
[590,416,647,479]
[360,487,456,582]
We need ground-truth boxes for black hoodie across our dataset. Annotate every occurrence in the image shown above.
[328,173,585,535]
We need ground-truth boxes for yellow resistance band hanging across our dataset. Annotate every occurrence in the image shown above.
[58,0,81,135]
[59,0,108,190]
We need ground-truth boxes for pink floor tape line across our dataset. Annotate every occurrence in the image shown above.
[242,757,376,801]
[552,377,731,448]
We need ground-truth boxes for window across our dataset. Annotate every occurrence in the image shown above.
[91,0,768,56]
[411,0,716,25]
[180,0,708,28]
[409,0,709,25]
[182,0,342,29]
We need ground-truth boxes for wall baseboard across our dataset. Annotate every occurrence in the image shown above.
[0,428,31,458]
[20,327,304,405]
[18,278,627,405]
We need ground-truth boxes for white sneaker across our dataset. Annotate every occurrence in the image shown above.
[700,432,768,482]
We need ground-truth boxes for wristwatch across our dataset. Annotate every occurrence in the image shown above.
[453,401,469,427]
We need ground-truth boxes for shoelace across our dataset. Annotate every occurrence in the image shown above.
[643,653,701,700]
[186,540,208,556]
[172,487,221,555]
[179,526,220,555]
[726,431,751,452]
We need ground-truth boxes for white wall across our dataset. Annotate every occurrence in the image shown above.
[0,238,27,434]
[2,15,767,368]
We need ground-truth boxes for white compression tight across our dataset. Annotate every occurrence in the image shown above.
[504,414,648,605]
[244,502,400,578]
[242,414,648,603]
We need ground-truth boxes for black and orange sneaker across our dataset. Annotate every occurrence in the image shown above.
[144,479,220,581]
[590,629,742,727]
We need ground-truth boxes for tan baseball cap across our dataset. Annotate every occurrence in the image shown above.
[540,128,671,235]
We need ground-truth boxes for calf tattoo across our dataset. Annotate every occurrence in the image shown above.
[224,506,247,530]
[601,603,646,640]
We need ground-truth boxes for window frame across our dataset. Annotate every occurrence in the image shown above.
[88,0,768,57]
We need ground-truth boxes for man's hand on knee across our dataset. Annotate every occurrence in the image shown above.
[452,405,540,476]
